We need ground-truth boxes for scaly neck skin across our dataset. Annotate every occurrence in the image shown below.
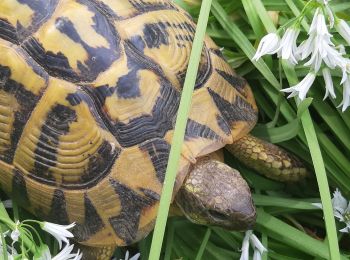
[175,158,256,230]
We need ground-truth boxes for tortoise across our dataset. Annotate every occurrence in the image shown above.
[0,0,309,259]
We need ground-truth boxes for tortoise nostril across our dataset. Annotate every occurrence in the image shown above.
[208,209,227,221]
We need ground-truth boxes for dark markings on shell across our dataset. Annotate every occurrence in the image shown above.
[139,188,161,201]
[124,40,164,74]
[29,98,120,189]
[0,65,47,164]
[208,88,257,126]
[143,22,169,49]
[29,104,77,182]
[114,81,179,147]
[80,140,121,186]
[12,169,30,207]
[209,48,225,58]
[129,35,146,51]
[177,48,212,90]
[48,189,70,224]
[0,19,18,43]
[73,194,105,242]
[116,69,141,99]
[83,0,120,20]
[85,42,179,147]
[22,2,119,83]
[22,37,80,82]
[216,114,231,136]
[216,69,246,94]
[82,85,115,112]
[65,88,109,131]
[128,0,177,16]
[139,138,170,183]
[185,119,222,141]
[16,0,59,42]
[108,178,159,244]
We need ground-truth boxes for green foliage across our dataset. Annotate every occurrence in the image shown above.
[129,0,350,259]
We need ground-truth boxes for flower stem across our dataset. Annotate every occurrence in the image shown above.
[0,225,8,260]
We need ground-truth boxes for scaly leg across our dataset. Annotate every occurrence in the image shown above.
[226,134,309,182]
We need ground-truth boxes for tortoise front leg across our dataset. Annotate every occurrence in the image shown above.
[226,134,309,182]
[75,244,115,260]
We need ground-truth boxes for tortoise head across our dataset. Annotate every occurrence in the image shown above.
[175,159,256,230]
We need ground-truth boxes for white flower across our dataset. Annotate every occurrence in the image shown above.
[322,68,336,99]
[41,222,75,249]
[335,19,350,46]
[52,244,82,260]
[297,8,343,73]
[252,33,280,61]
[10,220,20,242]
[120,250,141,260]
[281,72,316,100]
[35,244,82,260]
[239,230,267,260]
[277,27,300,64]
[313,188,350,232]
[339,75,350,111]
[325,4,335,28]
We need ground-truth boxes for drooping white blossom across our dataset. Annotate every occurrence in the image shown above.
[40,222,75,249]
[277,27,300,64]
[239,230,267,260]
[120,250,141,260]
[335,19,350,46]
[281,72,316,100]
[52,244,82,260]
[252,33,280,61]
[313,188,350,233]
[322,68,336,99]
[339,75,350,112]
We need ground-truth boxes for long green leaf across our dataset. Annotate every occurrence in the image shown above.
[148,1,213,259]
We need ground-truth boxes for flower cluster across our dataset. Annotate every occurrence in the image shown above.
[313,188,350,233]
[239,230,267,260]
[0,206,82,259]
[253,0,350,111]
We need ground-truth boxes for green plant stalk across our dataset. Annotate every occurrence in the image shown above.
[195,228,211,260]
[282,61,340,260]
[148,1,213,259]
[0,202,37,255]
[256,208,346,259]
[0,225,8,260]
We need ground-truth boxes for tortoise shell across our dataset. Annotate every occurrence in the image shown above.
[0,0,257,247]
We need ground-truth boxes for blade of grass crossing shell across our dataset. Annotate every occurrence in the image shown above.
[148,1,213,259]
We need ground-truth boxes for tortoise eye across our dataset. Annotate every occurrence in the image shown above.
[208,209,227,221]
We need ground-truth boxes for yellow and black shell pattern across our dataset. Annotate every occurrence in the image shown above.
[0,0,258,247]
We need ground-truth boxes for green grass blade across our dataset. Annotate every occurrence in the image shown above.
[281,61,341,260]
[194,228,211,260]
[255,209,346,260]
[252,194,319,210]
[148,1,213,259]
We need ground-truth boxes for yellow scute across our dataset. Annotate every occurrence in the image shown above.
[0,0,34,28]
